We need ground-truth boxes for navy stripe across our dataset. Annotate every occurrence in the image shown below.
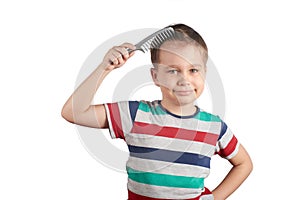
[218,121,227,140]
[129,101,139,123]
[128,145,210,168]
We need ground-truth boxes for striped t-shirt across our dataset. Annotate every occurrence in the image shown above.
[104,100,239,200]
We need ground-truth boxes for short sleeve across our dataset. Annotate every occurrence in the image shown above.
[215,121,240,159]
[104,101,139,140]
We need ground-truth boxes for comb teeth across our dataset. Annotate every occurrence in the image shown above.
[149,29,175,50]
[141,40,152,52]
[133,27,175,53]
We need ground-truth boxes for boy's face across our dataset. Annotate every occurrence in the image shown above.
[151,41,207,107]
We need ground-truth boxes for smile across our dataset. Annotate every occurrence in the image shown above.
[174,90,194,96]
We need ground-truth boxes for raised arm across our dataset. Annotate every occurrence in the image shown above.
[61,43,136,128]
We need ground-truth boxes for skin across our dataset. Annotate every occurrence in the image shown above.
[61,43,136,128]
[61,41,252,200]
[151,40,207,116]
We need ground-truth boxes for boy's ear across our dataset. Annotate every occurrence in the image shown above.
[150,68,160,87]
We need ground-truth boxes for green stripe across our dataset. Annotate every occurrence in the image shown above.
[138,102,166,115]
[194,111,221,122]
[127,167,204,189]
[139,102,150,112]
[154,104,166,115]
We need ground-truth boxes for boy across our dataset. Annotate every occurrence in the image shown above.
[62,24,252,200]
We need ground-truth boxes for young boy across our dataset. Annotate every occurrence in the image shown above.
[62,24,252,200]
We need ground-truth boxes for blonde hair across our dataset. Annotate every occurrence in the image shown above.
[150,24,208,65]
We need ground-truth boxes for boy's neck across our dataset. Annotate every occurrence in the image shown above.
[160,100,197,116]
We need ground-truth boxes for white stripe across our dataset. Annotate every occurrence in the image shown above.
[136,109,221,135]
[118,101,133,137]
[126,133,216,156]
[127,157,210,178]
[104,104,116,139]
[218,128,234,149]
[128,179,203,199]
[200,193,214,200]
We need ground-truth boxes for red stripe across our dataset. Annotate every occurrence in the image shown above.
[201,187,212,196]
[131,121,218,145]
[219,135,238,158]
[107,103,124,139]
[128,190,203,200]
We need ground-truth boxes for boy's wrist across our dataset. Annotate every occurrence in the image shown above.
[211,191,223,200]
[97,62,114,72]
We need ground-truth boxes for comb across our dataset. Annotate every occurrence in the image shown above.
[127,27,175,53]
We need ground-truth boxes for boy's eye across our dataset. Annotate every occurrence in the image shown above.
[168,69,178,74]
[190,69,199,73]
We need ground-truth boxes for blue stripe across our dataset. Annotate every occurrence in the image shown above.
[129,101,139,123]
[218,121,227,140]
[128,145,210,168]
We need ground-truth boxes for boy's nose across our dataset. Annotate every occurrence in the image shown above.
[177,74,190,86]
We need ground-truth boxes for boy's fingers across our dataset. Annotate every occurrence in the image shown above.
[116,54,125,65]
[112,49,121,58]
[104,43,135,68]
[114,46,131,60]
[121,43,136,51]
[119,47,130,59]
[111,56,119,65]
[110,50,126,66]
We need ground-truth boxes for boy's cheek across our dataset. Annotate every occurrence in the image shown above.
[155,78,175,88]
[160,85,172,92]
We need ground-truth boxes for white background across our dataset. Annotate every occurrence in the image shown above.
[1,0,299,199]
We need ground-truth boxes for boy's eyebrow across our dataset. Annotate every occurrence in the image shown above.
[167,64,203,68]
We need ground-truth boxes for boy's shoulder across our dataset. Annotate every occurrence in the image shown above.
[132,100,164,114]
[196,108,222,123]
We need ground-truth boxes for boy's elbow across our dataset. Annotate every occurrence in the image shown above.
[61,105,74,124]
[242,156,253,177]
[248,158,254,174]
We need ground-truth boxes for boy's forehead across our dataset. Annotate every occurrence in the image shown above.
[158,41,207,66]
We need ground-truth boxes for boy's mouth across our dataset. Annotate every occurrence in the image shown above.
[173,90,194,96]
